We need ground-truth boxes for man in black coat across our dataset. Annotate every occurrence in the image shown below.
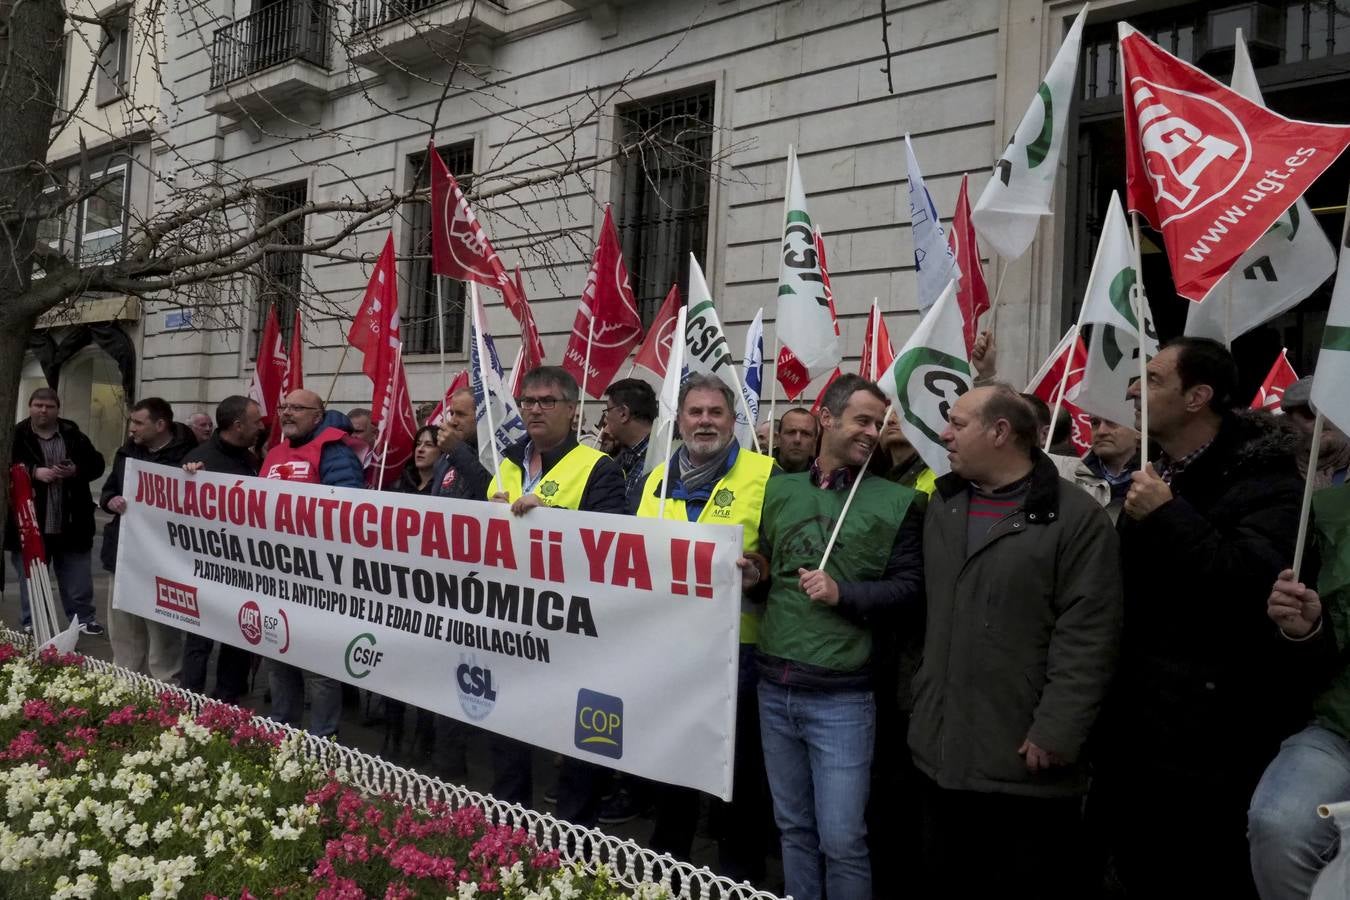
[6,387,106,633]
[179,395,262,702]
[429,388,490,501]
[1091,338,1306,899]
[100,397,198,681]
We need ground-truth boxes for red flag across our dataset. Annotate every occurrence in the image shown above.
[10,465,46,572]
[859,302,896,382]
[1250,349,1298,412]
[426,370,470,426]
[1120,25,1350,302]
[511,266,545,378]
[781,229,842,401]
[349,234,416,487]
[810,369,842,417]
[947,174,990,354]
[265,310,306,450]
[1027,333,1093,457]
[247,305,287,438]
[633,284,682,379]
[562,205,644,398]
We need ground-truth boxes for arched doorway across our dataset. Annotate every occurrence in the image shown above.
[17,345,129,466]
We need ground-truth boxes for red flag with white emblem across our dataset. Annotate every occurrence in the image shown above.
[1250,349,1298,412]
[562,205,644,398]
[1119,24,1350,302]
[426,370,470,426]
[1026,329,1093,457]
[248,305,288,450]
[633,284,683,381]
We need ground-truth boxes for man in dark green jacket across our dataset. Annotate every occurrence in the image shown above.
[754,373,923,900]
[909,384,1121,900]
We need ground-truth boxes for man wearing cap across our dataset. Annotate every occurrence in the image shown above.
[1283,376,1350,488]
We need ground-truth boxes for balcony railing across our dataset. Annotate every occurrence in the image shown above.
[353,0,448,31]
[211,0,334,89]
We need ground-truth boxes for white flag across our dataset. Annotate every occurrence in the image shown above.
[742,308,765,439]
[971,6,1087,261]
[1311,185,1350,436]
[905,134,959,313]
[1184,34,1336,344]
[469,297,527,472]
[1068,192,1158,426]
[645,306,689,478]
[688,255,757,448]
[879,281,972,476]
[776,148,842,377]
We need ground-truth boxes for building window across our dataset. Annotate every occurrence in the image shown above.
[614,86,715,324]
[402,142,473,357]
[78,163,128,267]
[95,12,130,106]
[251,181,308,358]
[33,171,71,280]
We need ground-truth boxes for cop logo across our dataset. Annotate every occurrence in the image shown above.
[345,633,382,679]
[455,655,497,720]
[238,601,262,645]
[574,688,623,760]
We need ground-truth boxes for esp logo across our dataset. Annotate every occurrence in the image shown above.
[1130,79,1248,223]
[238,601,262,645]
[155,577,200,619]
[455,656,497,721]
[574,689,623,760]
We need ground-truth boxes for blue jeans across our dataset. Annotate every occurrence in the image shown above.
[1249,724,1350,899]
[758,680,874,900]
[12,550,96,628]
[268,662,342,738]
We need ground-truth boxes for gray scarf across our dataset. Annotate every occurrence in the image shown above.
[675,440,737,494]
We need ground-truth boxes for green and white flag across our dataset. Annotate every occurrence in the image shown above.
[1311,185,1350,436]
[1068,191,1158,426]
[879,280,971,476]
[777,148,841,379]
[1184,33,1336,344]
[971,5,1088,261]
[687,255,758,450]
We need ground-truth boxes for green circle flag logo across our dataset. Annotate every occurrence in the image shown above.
[345,633,381,679]
[539,480,559,498]
[891,347,972,445]
[713,488,734,508]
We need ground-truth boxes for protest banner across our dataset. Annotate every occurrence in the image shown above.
[113,461,744,799]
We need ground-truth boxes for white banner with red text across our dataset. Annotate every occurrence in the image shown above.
[112,460,744,799]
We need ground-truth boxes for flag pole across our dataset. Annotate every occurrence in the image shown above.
[983,263,1013,332]
[325,344,352,404]
[659,305,689,521]
[767,335,779,456]
[819,406,893,570]
[471,283,503,484]
[725,345,763,454]
[1044,323,1080,453]
[375,345,400,487]
[577,316,595,441]
[435,278,449,406]
[1131,211,1150,444]
[1292,411,1324,582]
[870,300,880,380]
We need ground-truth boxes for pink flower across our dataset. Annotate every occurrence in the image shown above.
[22,699,58,726]
[382,884,413,900]
[104,705,139,727]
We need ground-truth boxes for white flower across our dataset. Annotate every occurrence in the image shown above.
[108,853,151,890]
[26,809,55,832]
[202,830,226,858]
[152,818,176,842]
[51,873,99,899]
[94,801,131,838]
[456,884,479,900]
[500,861,526,891]
[177,716,211,745]
[75,848,100,870]
[124,822,149,847]
[268,821,302,840]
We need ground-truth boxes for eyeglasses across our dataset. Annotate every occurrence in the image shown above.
[277,404,322,413]
[516,396,563,411]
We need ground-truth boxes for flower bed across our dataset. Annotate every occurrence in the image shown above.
[0,640,775,900]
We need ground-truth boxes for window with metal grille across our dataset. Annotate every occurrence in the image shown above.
[403,142,473,357]
[614,86,715,324]
[251,181,307,359]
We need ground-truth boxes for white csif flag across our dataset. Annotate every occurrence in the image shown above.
[1311,184,1350,436]
[776,148,842,385]
[971,5,1088,261]
[905,135,959,314]
[687,255,758,450]
[879,280,972,476]
[1184,32,1336,344]
[1068,192,1158,427]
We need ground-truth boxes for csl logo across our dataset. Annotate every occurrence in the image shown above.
[574,689,623,760]
[345,633,382,679]
[1129,78,1249,223]
[155,577,200,620]
[238,601,262,645]
[455,656,497,720]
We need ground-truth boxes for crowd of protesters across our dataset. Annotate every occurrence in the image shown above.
[9,332,1350,900]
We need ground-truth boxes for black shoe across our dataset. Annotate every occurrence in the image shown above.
[542,785,558,805]
[78,620,104,636]
[598,788,640,825]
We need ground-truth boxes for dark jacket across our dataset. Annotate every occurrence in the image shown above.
[500,435,627,514]
[182,431,260,478]
[1100,410,1307,788]
[909,451,1123,798]
[99,422,199,570]
[290,410,367,489]
[429,441,490,502]
[393,464,433,495]
[6,418,106,553]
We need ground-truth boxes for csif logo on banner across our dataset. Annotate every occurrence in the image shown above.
[574,689,623,760]
[1131,79,1248,222]
[455,655,497,721]
[345,633,383,679]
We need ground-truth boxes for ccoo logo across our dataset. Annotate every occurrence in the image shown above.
[1129,78,1250,224]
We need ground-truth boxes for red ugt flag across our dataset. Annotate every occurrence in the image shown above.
[1250,349,1298,412]
[562,205,644,398]
[248,304,288,449]
[633,284,682,380]
[947,174,990,355]
[1120,24,1350,302]
[1027,330,1093,457]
